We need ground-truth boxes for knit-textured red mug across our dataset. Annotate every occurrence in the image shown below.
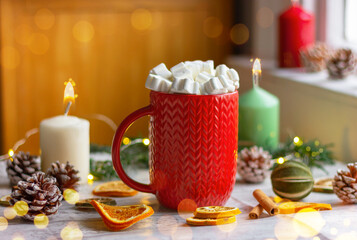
[112,90,238,209]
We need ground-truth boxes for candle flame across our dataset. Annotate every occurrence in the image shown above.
[63,78,77,103]
[252,58,261,74]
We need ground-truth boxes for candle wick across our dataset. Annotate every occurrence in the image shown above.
[253,72,260,88]
[64,102,72,116]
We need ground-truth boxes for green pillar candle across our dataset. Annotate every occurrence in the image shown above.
[239,59,280,150]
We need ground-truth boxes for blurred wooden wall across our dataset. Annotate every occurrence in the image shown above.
[0,0,233,154]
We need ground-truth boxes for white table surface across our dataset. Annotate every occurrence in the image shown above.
[0,161,356,240]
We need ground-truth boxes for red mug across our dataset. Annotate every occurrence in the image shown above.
[112,90,238,209]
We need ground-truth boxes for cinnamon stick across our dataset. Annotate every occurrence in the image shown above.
[253,189,279,215]
[249,204,264,219]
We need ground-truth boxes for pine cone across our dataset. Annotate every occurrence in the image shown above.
[327,48,356,79]
[300,43,330,72]
[10,172,62,221]
[332,162,357,203]
[46,161,80,193]
[6,152,40,186]
[237,146,272,183]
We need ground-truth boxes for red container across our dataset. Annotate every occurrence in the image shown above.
[278,3,315,68]
[112,91,239,209]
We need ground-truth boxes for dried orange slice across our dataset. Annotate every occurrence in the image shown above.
[92,181,138,197]
[279,202,332,214]
[194,206,241,219]
[90,200,154,231]
[186,216,236,226]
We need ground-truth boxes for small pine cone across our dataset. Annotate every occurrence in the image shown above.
[332,162,357,204]
[327,48,356,79]
[300,43,331,72]
[237,146,272,183]
[46,161,80,193]
[10,172,63,221]
[6,152,40,186]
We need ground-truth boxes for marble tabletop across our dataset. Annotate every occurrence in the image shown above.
[0,161,356,240]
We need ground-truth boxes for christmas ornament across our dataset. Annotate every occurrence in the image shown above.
[300,43,330,72]
[10,172,62,221]
[90,200,154,231]
[46,161,80,193]
[6,151,40,186]
[237,146,272,183]
[332,162,357,203]
[194,206,241,219]
[75,198,116,209]
[271,160,314,200]
[278,202,332,214]
[272,136,334,173]
[326,48,356,79]
[92,181,138,197]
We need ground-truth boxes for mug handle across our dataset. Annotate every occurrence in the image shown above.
[112,105,156,194]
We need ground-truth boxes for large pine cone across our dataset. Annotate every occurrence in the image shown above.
[300,43,330,72]
[10,172,63,221]
[326,48,356,79]
[333,162,357,203]
[46,161,80,193]
[6,151,40,186]
[237,146,272,183]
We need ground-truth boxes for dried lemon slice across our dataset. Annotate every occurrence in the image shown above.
[279,202,332,214]
[92,181,138,197]
[186,216,236,226]
[194,206,241,219]
[90,200,154,231]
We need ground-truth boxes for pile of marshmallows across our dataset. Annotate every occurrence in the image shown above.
[145,60,239,95]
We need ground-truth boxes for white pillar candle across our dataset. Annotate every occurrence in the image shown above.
[40,115,90,183]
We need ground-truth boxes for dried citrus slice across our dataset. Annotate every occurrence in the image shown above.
[279,202,332,214]
[186,216,236,226]
[194,206,241,219]
[92,181,138,197]
[0,195,11,206]
[90,200,154,231]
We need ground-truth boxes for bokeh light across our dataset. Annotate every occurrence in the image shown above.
[12,233,24,240]
[0,217,8,231]
[217,218,237,233]
[203,17,223,38]
[293,208,325,238]
[256,7,274,28]
[63,189,80,204]
[15,24,33,45]
[1,46,20,70]
[143,138,150,145]
[230,24,249,45]
[330,227,338,235]
[73,21,95,43]
[177,199,197,219]
[28,33,50,55]
[157,215,177,236]
[131,9,152,31]
[123,137,131,145]
[274,216,298,240]
[14,201,29,216]
[61,222,83,240]
[171,225,193,240]
[4,207,17,219]
[34,214,49,229]
[34,8,55,30]
[277,157,285,164]
[8,149,14,157]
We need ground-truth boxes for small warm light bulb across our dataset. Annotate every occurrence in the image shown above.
[87,174,94,180]
[122,137,131,145]
[8,149,14,158]
[293,136,300,144]
[277,157,285,164]
[143,138,150,146]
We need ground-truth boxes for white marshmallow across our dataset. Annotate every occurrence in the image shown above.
[145,74,172,92]
[218,75,235,92]
[215,64,229,77]
[203,77,228,95]
[195,72,212,83]
[171,78,200,94]
[150,63,172,80]
[185,61,202,78]
[202,60,215,75]
[227,68,239,82]
[170,62,193,80]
